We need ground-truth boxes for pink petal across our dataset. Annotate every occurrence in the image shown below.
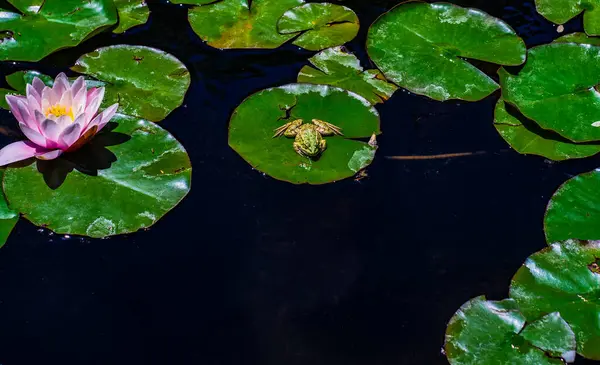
[26,94,41,116]
[36,149,62,161]
[41,86,54,110]
[26,84,41,104]
[33,110,46,127]
[6,95,26,124]
[85,103,118,134]
[0,141,41,166]
[72,88,87,116]
[15,100,33,127]
[40,119,61,142]
[59,123,81,148]
[71,76,85,97]
[59,89,73,109]
[85,88,105,117]
[86,87,99,103]
[32,77,46,96]
[19,123,49,148]
[52,72,69,96]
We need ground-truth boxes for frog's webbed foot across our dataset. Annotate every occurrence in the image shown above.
[273,119,303,138]
[312,119,343,136]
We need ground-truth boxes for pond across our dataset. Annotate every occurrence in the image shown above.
[0,0,598,364]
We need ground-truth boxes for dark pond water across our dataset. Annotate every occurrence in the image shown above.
[0,0,597,364]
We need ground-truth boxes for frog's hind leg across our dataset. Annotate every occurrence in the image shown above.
[312,119,343,136]
[273,119,303,138]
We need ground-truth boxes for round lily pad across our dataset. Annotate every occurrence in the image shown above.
[297,46,397,104]
[535,0,600,36]
[2,114,192,238]
[0,0,118,61]
[554,32,600,45]
[544,169,600,242]
[278,3,359,51]
[0,169,18,248]
[180,0,304,49]
[510,239,600,360]
[228,83,380,184]
[71,45,191,122]
[501,43,600,142]
[366,2,525,101]
[494,98,600,160]
[113,0,150,33]
[445,296,576,364]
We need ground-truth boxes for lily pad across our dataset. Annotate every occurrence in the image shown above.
[297,46,397,104]
[277,3,359,51]
[554,32,600,45]
[535,0,600,36]
[2,114,192,238]
[510,239,600,360]
[0,169,18,248]
[501,43,600,142]
[177,0,304,49]
[494,99,600,160]
[0,0,118,61]
[71,45,191,122]
[366,2,526,101]
[544,169,600,242]
[228,83,380,184]
[113,0,150,33]
[445,296,576,364]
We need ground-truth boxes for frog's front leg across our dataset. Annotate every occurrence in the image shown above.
[273,119,303,138]
[312,119,343,136]
[320,139,327,152]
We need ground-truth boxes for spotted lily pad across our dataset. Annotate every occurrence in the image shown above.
[494,98,600,160]
[229,84,380,184]
[2,114,191,238]
[544,169,600,242]
[277,3,359,51]
[297,46,397,104]
[366,2,525,101]
[535,0,600,36]
[113,0,150,33]
[71,45,191,122]
[0,169,18,247]
[445,296,576,364]
[501,43,600,142]
[0,0,118,61]
[175,0,304,49]
[510,239,600,360]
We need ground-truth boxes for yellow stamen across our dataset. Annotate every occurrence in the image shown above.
[45,104,74,121]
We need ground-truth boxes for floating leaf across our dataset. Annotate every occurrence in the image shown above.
[113,0,150,33]
[510,239,600,359]
[71,45,191,122]
[297,46,397,104]
[535,0,600,36]
[0,169,18,248]
[0,0,117,61]
[228,84,380,184]
[501,43,600,142]
[494,99,600,160]
[366,2,525,101]
[278,3,359,51]
[554,32,600,45]
[544,169,600,242]
[444,296,576,364]
[2,114,191,238]
[177,0,304,49]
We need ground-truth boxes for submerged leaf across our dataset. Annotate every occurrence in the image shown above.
[366,2,525,101]
[228,83,380,184]
[510,239,600,359]
[297,46,397,104]
[2,114,191,238]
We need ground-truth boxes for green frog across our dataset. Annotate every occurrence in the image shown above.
[273,119,343,158]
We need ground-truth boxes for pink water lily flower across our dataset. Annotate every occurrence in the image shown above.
[0,72,119,166]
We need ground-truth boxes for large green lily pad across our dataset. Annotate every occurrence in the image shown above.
[366,2,525,101]
[510,239,600,359]
[277,3,359,51]
[297,46,397,104]
[494,99,600,160]
[0,169,18,248]
[0,0,117,61]
[2,114,192,238]
[177,0,304,49]
[501,43,600,142]
[535,0,600,36]
[544,169,600,242]
[229,84,380,184]
[71,45,191,122]
[445,296,576,364]
[113,0,150,33]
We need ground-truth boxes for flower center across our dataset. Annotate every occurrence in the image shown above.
[45,104,74,121]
